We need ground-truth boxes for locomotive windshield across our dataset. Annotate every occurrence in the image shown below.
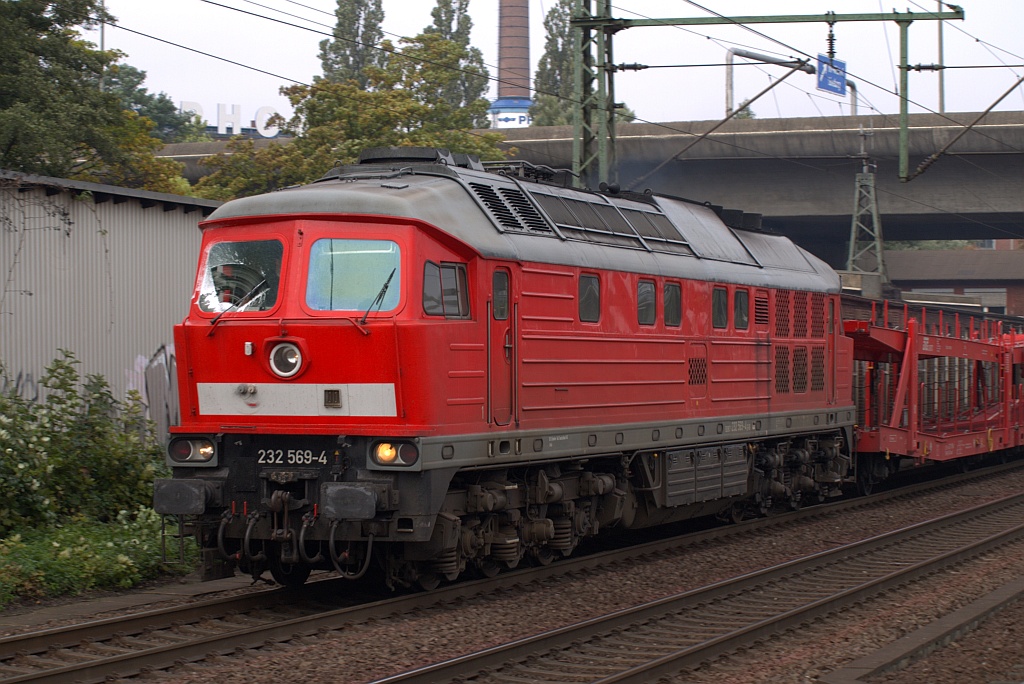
[306,239,402,312]
[197,239,283,313]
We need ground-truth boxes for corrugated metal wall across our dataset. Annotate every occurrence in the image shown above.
[0,179,219,408]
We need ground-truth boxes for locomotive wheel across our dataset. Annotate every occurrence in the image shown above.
[532,547,555,566]
[417,572,441,591]
[856,472,874,496]
[269,557,311,587]
[475,558,501,578]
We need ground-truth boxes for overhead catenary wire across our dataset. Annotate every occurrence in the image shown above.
[78,4,1023,238]
[203,0,1024,164]
[190,0,847,171]
[83,20,530,158]
[671,0,1022,154]
[626,61,809,191]
[244,0,533,86]
[908,72,1024,181]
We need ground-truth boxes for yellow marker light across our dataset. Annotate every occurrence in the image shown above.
[376,443,398,464]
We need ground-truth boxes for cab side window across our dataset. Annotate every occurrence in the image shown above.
[424,261,470,318]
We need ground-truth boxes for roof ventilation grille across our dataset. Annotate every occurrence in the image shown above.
[469,182,524,231]
[499,188,551,232]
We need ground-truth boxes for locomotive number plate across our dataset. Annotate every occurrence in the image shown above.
[256,449,329,466]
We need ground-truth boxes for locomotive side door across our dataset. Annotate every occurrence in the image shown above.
[489,267,514,426]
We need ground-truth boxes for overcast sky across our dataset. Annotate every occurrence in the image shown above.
[86,1,1024,130]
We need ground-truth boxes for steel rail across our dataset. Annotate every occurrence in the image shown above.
[0,460,1019,683]
[372,491,1024,684]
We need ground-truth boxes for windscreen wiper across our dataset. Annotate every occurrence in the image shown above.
[207,279,267,336]
[360,268,396,326]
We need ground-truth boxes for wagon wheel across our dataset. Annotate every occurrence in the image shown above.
[856,471,875,496]
[728,502,747,524]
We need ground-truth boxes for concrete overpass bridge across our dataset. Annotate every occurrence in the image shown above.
[499,111,1024,268]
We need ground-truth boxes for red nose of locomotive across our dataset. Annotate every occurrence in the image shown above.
[173,219,410,435]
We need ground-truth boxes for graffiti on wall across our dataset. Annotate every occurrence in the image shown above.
[0,369,40,401]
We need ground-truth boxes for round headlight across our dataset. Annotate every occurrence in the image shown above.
[270,342,302,378]
[169,438,216,463]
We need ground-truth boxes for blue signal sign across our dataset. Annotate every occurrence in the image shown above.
[816,55,847,96]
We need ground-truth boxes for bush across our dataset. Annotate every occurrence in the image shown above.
[0,507,193,607]
[0,350,167,535]
[0,353,194,605]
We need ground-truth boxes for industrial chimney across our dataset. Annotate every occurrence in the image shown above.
[489,0,532,128]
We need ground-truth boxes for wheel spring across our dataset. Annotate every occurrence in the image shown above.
[548,518,573,551]
[491,527,520,562]
[431,547,460,580]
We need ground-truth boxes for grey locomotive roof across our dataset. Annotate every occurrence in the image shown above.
[207,163,838,293]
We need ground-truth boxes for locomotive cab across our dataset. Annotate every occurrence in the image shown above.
[155,199,489,584]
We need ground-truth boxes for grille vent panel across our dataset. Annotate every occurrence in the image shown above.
[754,292,770,327]
[775,291,791,338]
[793,346,808,393]
[811,293,826,338]
[794,292,808,338]
[688,357,708,386]
[811,346,825,392]
[775,346,791,394]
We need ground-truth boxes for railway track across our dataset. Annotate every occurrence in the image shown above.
[377,491,1024,684]
[0,462,1019,684]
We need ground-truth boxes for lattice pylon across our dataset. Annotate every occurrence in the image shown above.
[847,170,888,282]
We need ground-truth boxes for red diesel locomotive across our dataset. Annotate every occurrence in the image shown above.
[154,148,1022,589]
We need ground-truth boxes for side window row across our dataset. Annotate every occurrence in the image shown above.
[638,280,683,327]
[578,275,683,327]
[713,286,749,330]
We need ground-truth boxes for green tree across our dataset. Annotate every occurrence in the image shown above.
[76,110,192,194]
[0,1,190,192]
[530,0,575,126]
[319,0,387,88]
[103,63,204,142]
[0,0,118,176]
[173,114,214,143]
[423,0,490,128]
[196,35,507,201]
